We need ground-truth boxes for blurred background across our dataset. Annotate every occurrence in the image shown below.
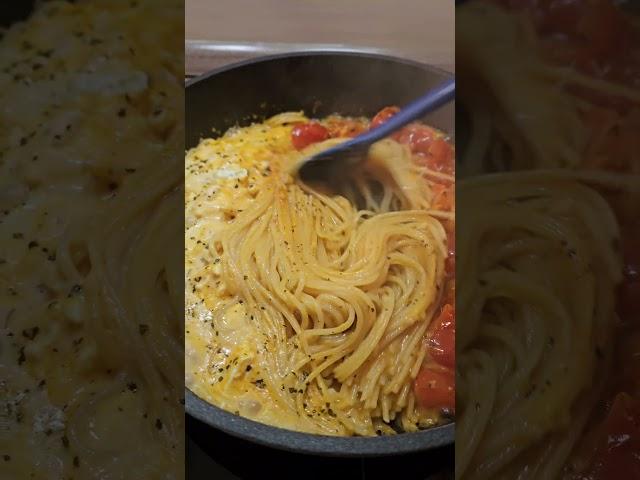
[185,0,454,77]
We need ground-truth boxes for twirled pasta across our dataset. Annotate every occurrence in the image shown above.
[456,173,624,480]
[185,113,455,436]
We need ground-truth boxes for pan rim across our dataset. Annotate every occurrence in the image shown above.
[186,389,454,457]
[185,50,452,89]
[185,51,455,456]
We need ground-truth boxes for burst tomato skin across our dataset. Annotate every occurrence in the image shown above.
[291,122,329,150]
[420,137,455,174]
[414,366,455,410]
[429,304,455,369]
[370,106,400,129]
[582,394,640,480]
[414,304,455,411]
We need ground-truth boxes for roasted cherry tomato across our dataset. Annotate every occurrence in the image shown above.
[291,122,329,150]
[619,282,640,323]
[583,393,640,480]
[429,304,455,369]
[431,183,454,212]
[393,124,455,174]
[445,225,455,276]
[370,106,400,129]
[421,138,455,174]
[393,124,435,151]
[619,225,640,321]
[622,225,640,282]
[414,366,455,410]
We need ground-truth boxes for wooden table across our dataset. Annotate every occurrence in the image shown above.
[186,0,454,77]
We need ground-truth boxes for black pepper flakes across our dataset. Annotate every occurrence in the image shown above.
[22,327,39,340]
[139,324,149,335]
[155,418,163,430]
[68,284,83,297]
[73,456,80,468]
[17,347,26,365]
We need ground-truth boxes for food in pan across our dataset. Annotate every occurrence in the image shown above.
[185,108,455,436]
[0,1,183,478]
[457,1,640,479]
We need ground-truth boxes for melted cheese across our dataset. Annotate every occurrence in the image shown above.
[185,116,322,430]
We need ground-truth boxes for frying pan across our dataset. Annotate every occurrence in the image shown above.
[186,52,455,456]
[0,1,36,27]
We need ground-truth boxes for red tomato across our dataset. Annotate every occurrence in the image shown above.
[585,393,640,480]
[622,226,640,282]
[291,122,329,150]
[393,124,455,174]
[619,225,640,322]
[414,366,455,410]
[619,282,640,324]
[422,138,455,174]
[370,106,400,129]
[431,183,454,212]
[429,304,455,369]
[446,226,455,276]
[393,124,435,152]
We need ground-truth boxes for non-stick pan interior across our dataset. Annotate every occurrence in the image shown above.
[186,52,454,148]
[185,52,455,456]
[1,1,36,27]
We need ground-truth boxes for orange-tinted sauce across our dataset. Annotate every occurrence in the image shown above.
[291,108,456,414]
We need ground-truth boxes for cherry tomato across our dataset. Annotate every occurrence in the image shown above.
[393,124,435,151]
[414,366,455,410]
[431,183,454,212]
[585,393,640,480]
[422,138,455,174]
[619,225,640,323]
[291,122,329,150]
[370,106,400,129]
[619,282,640,324]
[429,304,455,369]
[445,226,455,277]
[622,226,640,283]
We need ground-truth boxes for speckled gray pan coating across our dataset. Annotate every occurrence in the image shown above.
[187,389,454,456]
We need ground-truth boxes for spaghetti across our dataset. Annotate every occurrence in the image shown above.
[456,1,640,479]
[185,110,455,436]
[0,1,184,478]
